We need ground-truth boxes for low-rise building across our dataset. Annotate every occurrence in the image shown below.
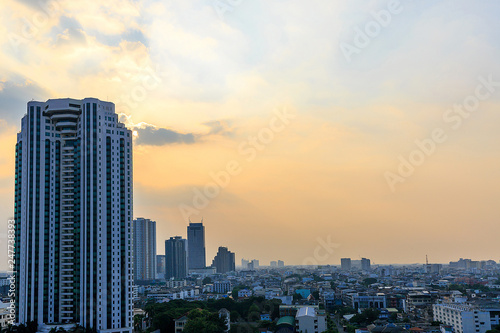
[352,293,387,311]
[433,303,491,333]
[238,289,253,298]
[174,315,188,333]
[214,281,232,294]
[406,291,434,311]
[295,307,326,333]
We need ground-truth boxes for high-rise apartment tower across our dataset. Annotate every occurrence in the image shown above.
[187,221,206,270]
[14,98,133,332]
[133,218,157,281]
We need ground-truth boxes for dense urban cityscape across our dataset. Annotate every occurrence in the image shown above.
[3,98,500,333]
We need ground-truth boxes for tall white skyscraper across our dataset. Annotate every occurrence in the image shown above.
[14,98,133,332]
[133,218,157,281]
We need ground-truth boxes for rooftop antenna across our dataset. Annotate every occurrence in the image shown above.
[201,217,203,223]
[426,255,429,265]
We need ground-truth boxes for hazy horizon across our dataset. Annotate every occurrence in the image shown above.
[1,0,500,269]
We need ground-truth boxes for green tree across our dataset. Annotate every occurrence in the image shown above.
[228,310,238,322]
[350,308,380,325]
[183,309,227,333]
[229,323,257,333]
[4,324,18,333]
[202,277,212,285]
[363,278,377,285]
[293,293,303,303]
[257,320,276,331]
[231,285,249,299]
[133,314,145,332]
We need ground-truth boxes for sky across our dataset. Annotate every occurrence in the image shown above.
[1,0,500,269]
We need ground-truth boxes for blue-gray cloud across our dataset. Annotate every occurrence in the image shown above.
[135,125,195,145]
[96,28,149,48]
[49,16,87,47]
[12,0,40,8]
[0,78,51,124]
[133,120,233,146]
[202,120,233,136]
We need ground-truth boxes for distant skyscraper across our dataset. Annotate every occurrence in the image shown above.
[133,218,157,281]
[270,261,277,268]
[212,247,235,273]
[361,258,371,271]
[157,255,166,279]
[341,258,352,271]
[14,98,133,331]
[165,236,187,279]
[187,221,206,269]
[251,259,260,269]
[241,259,249,269]
[278,260,285,268]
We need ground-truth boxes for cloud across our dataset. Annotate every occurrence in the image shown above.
[11,0,41,8]
[202,120,233,136]
[50,16,87,47]
[134,124,195,145]
[121,113,235,146]
[133,120,235,146]
[0,78,51,124]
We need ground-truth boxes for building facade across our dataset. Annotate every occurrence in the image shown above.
[187,222,206,270]
[212,247,235,273]
[213,281,232,294]
[156,255,166,280]
[361,258,371,271]
[295,307,327,333]
[351,293,387,311]
[341,258,352,271]
[14,98,133,332]
[133,218,156,281]
[433,303,492,333]
[165,237,187,279]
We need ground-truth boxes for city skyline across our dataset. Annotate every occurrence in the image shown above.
[1,1,500,267]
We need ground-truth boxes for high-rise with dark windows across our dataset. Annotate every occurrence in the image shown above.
[212,247,235,274]
[165,236,187,279]
[14,98,133,332]
[133,218,157,281]
[341,258,352,271]
[187,221,206,270]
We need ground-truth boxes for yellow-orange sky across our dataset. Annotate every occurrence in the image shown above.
[1,0,500,269]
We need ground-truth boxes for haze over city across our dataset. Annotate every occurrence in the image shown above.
[1,0,500,270]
